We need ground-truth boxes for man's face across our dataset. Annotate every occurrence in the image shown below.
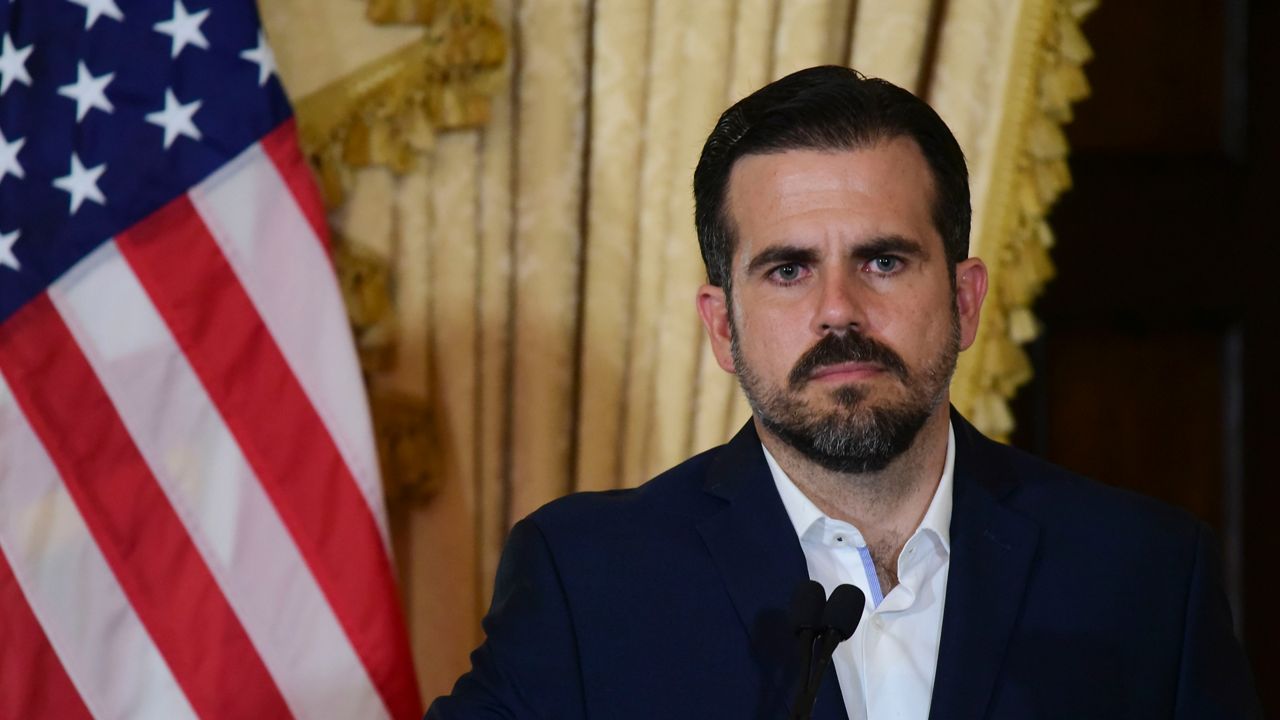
[696,138,987,473]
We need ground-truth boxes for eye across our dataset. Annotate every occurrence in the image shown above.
[865,256,902,274]
[769,263,808,284]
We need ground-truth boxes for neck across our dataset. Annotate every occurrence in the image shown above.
[758,404,951,558]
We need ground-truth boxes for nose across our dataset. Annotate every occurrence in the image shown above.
[812,271,864,336]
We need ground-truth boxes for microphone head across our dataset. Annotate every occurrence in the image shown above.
[821,584,866,640]
[788,580,826,633]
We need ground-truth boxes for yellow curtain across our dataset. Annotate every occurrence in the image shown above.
[266,0,1095,699]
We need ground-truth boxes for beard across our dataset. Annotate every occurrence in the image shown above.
[731,310,960,474]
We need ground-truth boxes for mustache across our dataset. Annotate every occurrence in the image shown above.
[787,332,910,389]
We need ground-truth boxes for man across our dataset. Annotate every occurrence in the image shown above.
[427,66,1260,719]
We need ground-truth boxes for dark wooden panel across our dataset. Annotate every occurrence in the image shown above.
[1069,0,1225,154]
[1238,0,1280,704]
[1038,328,1224,529]
[1008,0,1279,707]
[1047,156,1243,318]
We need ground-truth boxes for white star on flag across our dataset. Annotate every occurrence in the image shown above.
[0,128,23,183]
[240,31,276,87]
[58,61,116,122]
[52,152,107,215]
[0,33,33,95]
[154,1,211,59]
[65,0,124,31]
[0,229,18,271]
[146,89,203,149]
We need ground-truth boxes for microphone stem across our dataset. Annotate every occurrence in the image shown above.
[788,631,818,720]
[792,633,839,719]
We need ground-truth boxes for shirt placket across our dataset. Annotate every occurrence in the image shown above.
[865,533,938,720]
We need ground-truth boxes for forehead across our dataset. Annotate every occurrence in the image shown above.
[723,138,939,258]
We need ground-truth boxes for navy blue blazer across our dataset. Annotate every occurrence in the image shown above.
[427,411,1260,719]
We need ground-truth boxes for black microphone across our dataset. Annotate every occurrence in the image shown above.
[787,580,827,713]
[789,584,865,720]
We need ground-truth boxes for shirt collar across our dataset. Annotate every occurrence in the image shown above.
[764,421,956,554]
[764,445,827,540]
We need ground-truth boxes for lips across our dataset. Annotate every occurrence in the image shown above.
[808,362,884,382]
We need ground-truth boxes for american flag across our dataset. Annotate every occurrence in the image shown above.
[0,1,422,718]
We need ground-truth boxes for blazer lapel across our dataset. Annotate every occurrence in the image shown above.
[696,422,847,720]
[928,412,1040,720]
[698,414,1036,720]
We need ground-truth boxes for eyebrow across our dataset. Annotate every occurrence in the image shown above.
[852,234,927,260]
[744,234,928,276]
[745,245,820,276]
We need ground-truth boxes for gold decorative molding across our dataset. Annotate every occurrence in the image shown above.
[294,0,506,206]
[366,0,439,25]
[267,0,506,503]
[370,389,444,506]
[332,234,441,503]
[331,235,397,374]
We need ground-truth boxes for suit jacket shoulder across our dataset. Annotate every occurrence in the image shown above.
[528,442,725,536]
[933,411,1260,719]
[429,426,823,719]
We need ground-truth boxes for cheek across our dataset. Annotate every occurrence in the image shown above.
[874,290,956,359]
[736,307,806,370]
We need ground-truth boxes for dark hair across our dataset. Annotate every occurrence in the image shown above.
[693,65,971,290]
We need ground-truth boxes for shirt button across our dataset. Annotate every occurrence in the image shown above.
[834,535,844,543]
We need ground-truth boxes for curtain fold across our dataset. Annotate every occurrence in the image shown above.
[471,0,517,634]
[848,0,935,91]
[267,0,1096,699]
[932,0,1096,435]
[574,0,653,493]
[507,0,590,523]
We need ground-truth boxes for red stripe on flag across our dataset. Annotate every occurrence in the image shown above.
[260,119,330,250]
[0,294,294,719]
[0,547,93,720]
[118,194,423,720]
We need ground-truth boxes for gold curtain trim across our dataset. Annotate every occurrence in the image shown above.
[332,234,397,373]
[285,2,505,499]
[957,0,1097,438]
[294,3,505,206]
[372,389,445,505]
[366,0,439,25]
[332,233,441,501]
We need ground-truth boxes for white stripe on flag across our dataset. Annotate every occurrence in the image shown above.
[49,241,390,720]
[0,373,198,720]
[188,145,387,539]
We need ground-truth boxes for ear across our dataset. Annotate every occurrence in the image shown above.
[954,257,989,351]
[696,284,737,374]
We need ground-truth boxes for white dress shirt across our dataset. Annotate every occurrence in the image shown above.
[765,423,955,720]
